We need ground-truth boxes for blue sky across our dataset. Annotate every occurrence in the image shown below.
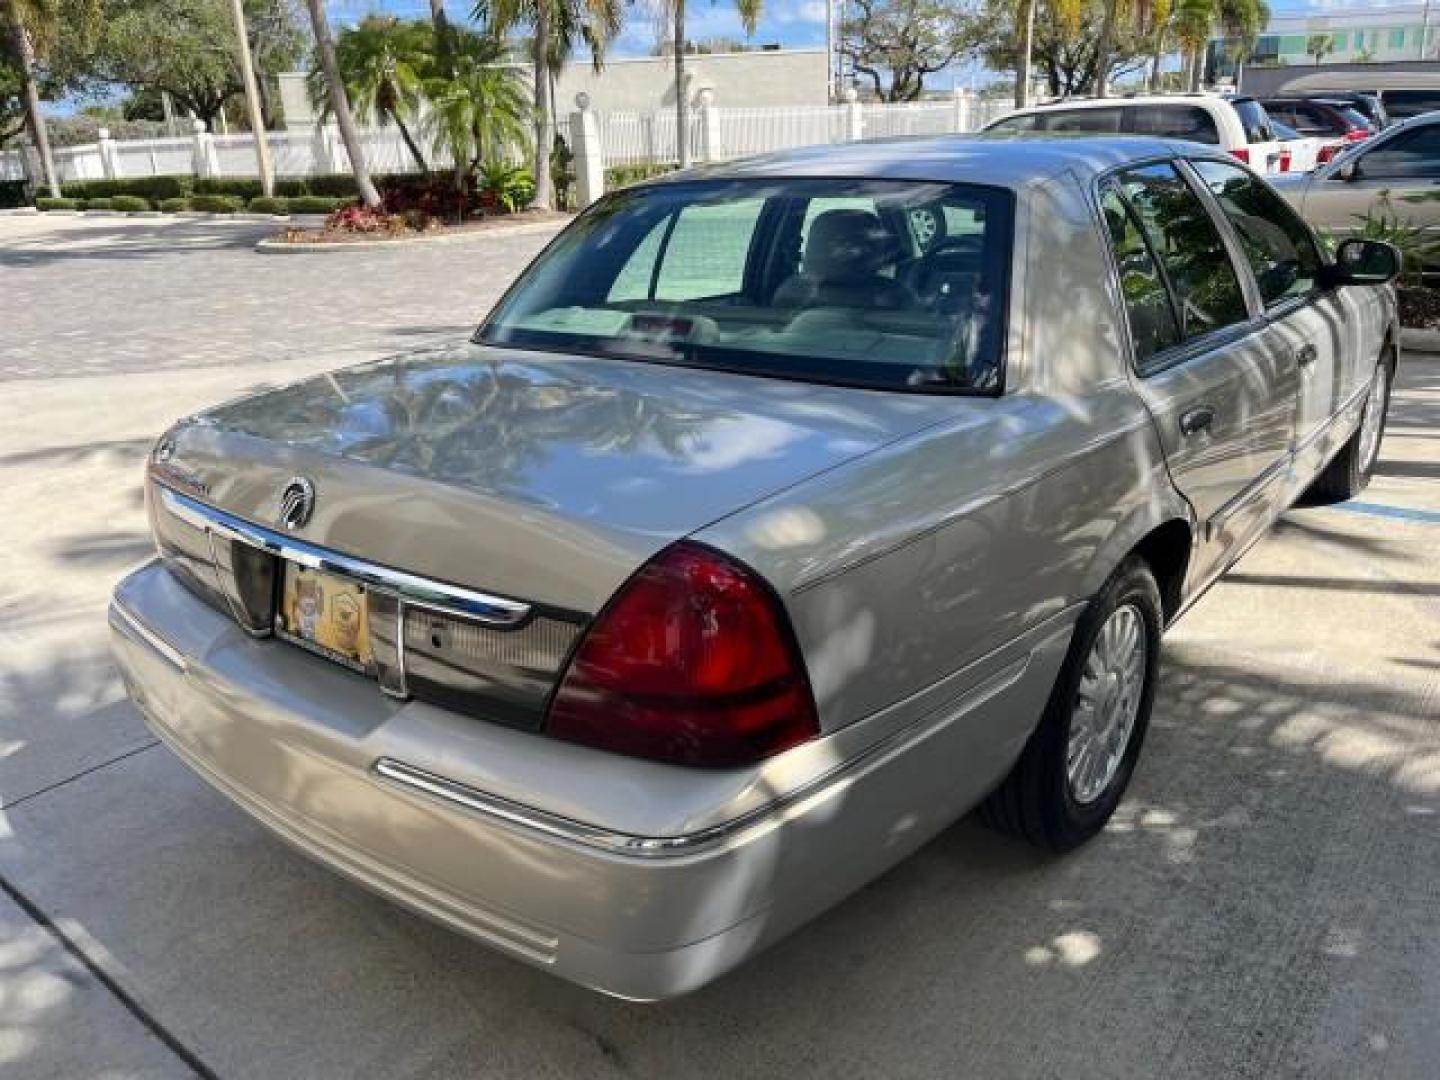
[330,0,1426,59]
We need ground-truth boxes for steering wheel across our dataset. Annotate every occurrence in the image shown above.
[907,205,946,252]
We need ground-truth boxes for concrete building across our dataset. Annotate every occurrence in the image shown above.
[1208,4,1437,74]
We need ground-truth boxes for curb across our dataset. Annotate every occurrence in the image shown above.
[254,217,566,253]
[0,206,39,216]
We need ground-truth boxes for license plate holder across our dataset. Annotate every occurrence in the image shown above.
[275,563,374,674]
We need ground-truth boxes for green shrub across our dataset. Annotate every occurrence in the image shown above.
[60,176,190,202]
[111,194,151,212]
[36,196,79,211]
[158,197,190,212]
[83,197,114,211]
[0,179,30,209]
[274,178,311,197]
[194,176,263,200]
[288,195,344,214]
[604,163,679,189]
[247,195,290,215]
[305,174,362,198]
[189,194,243,213]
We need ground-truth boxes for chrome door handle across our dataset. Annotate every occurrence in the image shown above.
[1295,344,1318,369]
[1179,406,1216,437]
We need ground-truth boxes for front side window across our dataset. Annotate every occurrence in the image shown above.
[481,179,1013,393]
[987,114,1039,133]
[1190,159,1321,306]
[1132,105,1221,145]
[1114,163,1250,340]
[1358,125,1440,179]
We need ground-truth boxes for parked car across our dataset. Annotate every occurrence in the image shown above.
[1269,119,1329,173]
[111,137,1401,1001]
[1270,111,1440,266]
[1294,90,1391,131]
[1261,97,1377,145]
[984,94,1286,172]
[1374,88,1440,121]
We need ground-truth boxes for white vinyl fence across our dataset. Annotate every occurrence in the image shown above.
[0,93,1016,194]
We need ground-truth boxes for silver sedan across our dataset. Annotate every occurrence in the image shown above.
[111,137,1401,1000]
[1270,111,1440,253]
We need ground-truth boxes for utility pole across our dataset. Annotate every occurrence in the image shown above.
[228,0,274,196]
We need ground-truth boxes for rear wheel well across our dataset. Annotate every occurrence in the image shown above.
[1132,520,1192,624]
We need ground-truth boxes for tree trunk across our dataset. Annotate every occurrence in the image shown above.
[531,0,554,209]
[1149,34,1164,91]
[3,5,59,199]
[1015,0,1037,107]
[674,0,689,168]
[427,0,452,74]
[304,0,381,208]
[1092,0,1117,97]
[229,0,274,196]
[394,115,428,172]
[1188,45,1203,91]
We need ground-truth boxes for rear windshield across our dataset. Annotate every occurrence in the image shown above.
[1230,99,1275,143]
[1382,90,1440,120]
[479,179,1013,394]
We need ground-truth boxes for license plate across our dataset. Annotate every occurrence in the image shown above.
[276,563,373,673]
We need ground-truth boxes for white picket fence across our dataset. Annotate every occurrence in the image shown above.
[1,94,1016,188]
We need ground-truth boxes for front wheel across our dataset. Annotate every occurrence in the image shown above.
[979,558,1162,852]
[1307,357,1392,504]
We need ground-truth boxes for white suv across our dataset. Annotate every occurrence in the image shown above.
[984,95,1286,174]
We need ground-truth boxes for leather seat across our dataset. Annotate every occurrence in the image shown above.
[774,209,917,310]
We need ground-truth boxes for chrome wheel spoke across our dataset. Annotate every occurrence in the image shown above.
[1067,603,1148,806]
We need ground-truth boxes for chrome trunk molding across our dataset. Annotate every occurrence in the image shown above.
[157,485,533,627]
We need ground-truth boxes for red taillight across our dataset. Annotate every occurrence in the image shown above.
[547,541,819,767]
[1278,149,1292,172]
[1230,147,1251,164]
[1343,129,1370,143]
[1318,143,1341,164]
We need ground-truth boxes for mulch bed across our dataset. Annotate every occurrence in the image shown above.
[276,208,570,245]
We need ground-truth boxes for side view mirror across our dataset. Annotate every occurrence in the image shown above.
[1338,160,1360,181]
[1326,238,1401,286]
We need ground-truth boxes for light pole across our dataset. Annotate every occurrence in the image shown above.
[228,0,275,197]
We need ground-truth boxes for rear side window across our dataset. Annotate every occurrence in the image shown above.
[987,114,1039,133]
[1041,108,1124,133]
[1190,160,1321,306]
[1099,186,1181,366]
[1229,99,1275,143]
[1113,163,1250,341]
[1131,105,1221,145]
[1381,90,1440,120]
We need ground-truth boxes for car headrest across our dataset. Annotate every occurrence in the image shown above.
[802,209,897,284]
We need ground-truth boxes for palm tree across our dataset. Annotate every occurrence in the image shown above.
[309,16,431,173]
[1173,0,1265,91]
[657,0,761,168]
[424,32,531,178]
[303,0,381,208]
[1305,32,1334,66]
[475,0,622,209]
[2,0,60,197]
[1013,0,1037,107]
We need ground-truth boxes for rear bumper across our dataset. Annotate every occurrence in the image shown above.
[111,560,1069,1000]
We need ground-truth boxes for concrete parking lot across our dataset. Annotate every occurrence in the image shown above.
[1,212,1437,1080]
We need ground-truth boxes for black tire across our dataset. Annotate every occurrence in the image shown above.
[979,557,1163,852]
[1306,355,1393,504]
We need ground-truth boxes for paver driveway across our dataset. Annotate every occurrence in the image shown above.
[2,213,1438,1080]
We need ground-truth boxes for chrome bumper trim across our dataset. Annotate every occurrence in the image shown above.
[157,485,532,627]
[373,651,1033,860]
[111,598,187,670]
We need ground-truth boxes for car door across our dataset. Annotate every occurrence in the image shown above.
[1098,161,1298,590]
[1303,119,1440,241]
[1185,158,1356,497]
